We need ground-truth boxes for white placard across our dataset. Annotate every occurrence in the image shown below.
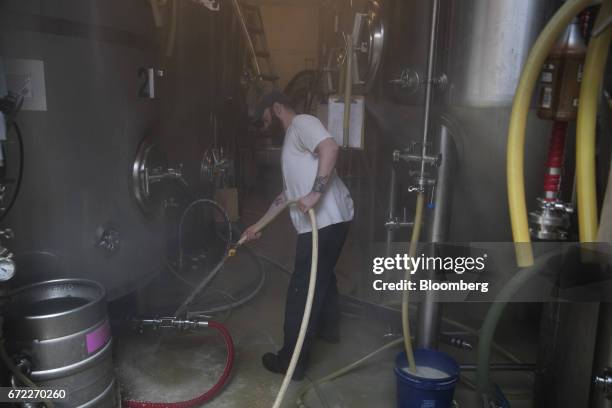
[326,95,365,149]
[4,58,47,111]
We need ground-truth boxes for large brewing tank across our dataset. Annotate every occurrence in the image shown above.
[0,1,165,298]
[372,0,552,241]
[439,0,553,241]
[3,279,117,407]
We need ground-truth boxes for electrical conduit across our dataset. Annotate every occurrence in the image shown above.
[507,0,592,267]
[576,0,612,242]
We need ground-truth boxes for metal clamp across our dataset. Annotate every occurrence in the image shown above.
[385,214,414,231]
[96,227,121,254]
[148,164,188,189]
[529,198,573,241]
[594,368,612,399]
[389,68,448,94]
[399,152,442,167]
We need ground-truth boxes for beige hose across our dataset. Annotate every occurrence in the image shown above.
[402,192,425,373]
[234,200,318,408]
[149,0,163,28]
[297,338,403,407]
[237,201,293,246]
[272,209,318,408]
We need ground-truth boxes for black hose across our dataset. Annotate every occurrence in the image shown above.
[187,245,266,315]
[0,121,24,224]
[173,199,232,317]
[170,223,266,315]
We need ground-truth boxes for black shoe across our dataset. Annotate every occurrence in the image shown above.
[261,352,305,381]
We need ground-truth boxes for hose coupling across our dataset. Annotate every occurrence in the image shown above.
[440,333,473,351]
[384,218,415,230]
[529,197,573,240]
[133,317,209,332]
[393,149,401,162]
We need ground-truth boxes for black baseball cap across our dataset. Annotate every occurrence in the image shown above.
[254,90,293,120]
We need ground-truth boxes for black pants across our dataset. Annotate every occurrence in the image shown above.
[278,221,350,366]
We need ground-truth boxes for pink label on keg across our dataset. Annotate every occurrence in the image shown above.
[86,320,111,354]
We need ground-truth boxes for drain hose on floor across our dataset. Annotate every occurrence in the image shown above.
[122,320,235,408]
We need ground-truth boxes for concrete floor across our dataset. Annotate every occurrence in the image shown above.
[112,191,538,407]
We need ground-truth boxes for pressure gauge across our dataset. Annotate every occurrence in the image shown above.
[0,257,16,281]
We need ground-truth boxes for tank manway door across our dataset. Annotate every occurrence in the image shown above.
[131,136,187,215]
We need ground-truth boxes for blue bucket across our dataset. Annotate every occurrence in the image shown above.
[394,349,460,408]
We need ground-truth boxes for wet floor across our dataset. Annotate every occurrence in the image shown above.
[112,193,537,408]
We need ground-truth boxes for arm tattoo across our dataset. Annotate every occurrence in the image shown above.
[312,175,330,194]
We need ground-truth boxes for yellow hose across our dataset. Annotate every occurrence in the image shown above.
[576,0,612,242]
[402,192,425,373]
[507,0,592,266]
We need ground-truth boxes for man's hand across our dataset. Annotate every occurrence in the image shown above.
[240,225,262,243]
[298,191,322,213]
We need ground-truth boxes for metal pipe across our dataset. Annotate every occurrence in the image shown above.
[460,364,536,372]
[343,34,353,148]
[418,0,440,188]
[413,0,443,348]
[417,125,454,349]
[429,125,454,243]
[385,166,397,257]
[399,153,439,165]
[231,0,262,77]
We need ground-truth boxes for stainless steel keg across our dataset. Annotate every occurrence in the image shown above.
[3,279,118,407]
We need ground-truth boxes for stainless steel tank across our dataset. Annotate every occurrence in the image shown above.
[377,0,552,241]
[439,0,552,241]
[0,0,165,298]
[3,279,117,407]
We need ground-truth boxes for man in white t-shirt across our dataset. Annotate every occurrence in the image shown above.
[241,91,354,380]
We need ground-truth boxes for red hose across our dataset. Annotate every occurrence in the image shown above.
[122,321,234,408]
[542,121,567,201]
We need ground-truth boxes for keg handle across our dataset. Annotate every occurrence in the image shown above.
[9,355,32,388]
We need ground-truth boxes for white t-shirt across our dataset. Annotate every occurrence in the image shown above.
[281,114,354,234]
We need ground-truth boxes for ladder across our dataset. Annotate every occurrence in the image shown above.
[231,0,278,85]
